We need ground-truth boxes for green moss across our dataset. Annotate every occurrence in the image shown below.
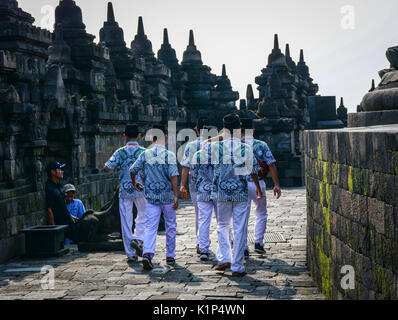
[317,232,332,299]
[375,151,382,172]
[317,141,323,161]
[322,206,330,235]
[323,161,328,183]
[324,184,331,234]
[393,151,398,175]
[375,173,387,201]
[319,182,324,206]
[331,162,340,185]
[376,266,395,300]
[353,167,361,193]
[348,166,353,192]
[362,169,369,196]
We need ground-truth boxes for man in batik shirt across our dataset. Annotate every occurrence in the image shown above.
[104,124,146,262]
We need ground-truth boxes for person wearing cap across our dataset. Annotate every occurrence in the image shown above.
[45,161,81,243]
[130,124,179,270]
[241,118,282,255]
[104,124,147,263]
[180,117,210,255]
[63,184,86,222]
[209,113,263,277]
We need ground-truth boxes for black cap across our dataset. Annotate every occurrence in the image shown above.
[196,117,209,131]
[47,161,66,175]
[223,113,241,130]
[241,118,253,130]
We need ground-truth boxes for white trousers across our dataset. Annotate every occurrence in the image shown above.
[119,197,147,258]
[217,201,250,273]
[197,200,219,256]
[191,191,199,245]
[143,202,176,260]
[245,181,268,249]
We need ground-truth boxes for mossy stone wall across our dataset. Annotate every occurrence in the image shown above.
[304,126,398,300]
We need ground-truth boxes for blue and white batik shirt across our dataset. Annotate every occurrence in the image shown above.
[129,144,179,205]
[180,136,204,192]
[207,138,259,202]
[190,143,215,202]
[105,142,145,199]
[242,136,276,182]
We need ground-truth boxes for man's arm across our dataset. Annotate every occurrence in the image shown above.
[171,175,179,210]
[180,167,190,199]
[46,208,55,225]
[269,163,281,199]
[250,173,263,199]
[130,172,144,192]
[104,150,120,172]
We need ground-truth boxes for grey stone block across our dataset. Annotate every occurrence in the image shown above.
[339,164,349,191]
[384,205,395,239]
[340,189,352,219]
[368,198,385,235]
[348,110,398,128]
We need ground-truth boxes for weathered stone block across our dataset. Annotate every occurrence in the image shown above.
[351,194,368,225]
[339,164,349,191]
[392,241,398,275]
[394,207,398,243]
[382,237,394,270]
[372,133,389,174]
[340,189,352,219]
[330,210,338,237]
[358,225,370,257]
[368,198,385,235]
[393,176,398,208]
[337,132,349,166]
[374,172,392,203]
[384,205,395,239]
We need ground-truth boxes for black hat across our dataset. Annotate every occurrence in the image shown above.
[196,117,209,131]
[241,118,253,129]
[47,161,66,175]
[124,124,140,138]
[223,113,241,130]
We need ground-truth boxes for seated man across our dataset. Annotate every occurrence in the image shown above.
[45,161,81,244]
[63,184,86,223]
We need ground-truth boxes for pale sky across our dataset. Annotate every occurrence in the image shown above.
[19,0,398,113]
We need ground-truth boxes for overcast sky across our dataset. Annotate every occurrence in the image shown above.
[19,0,398,113]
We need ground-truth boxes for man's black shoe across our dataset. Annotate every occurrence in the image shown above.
[131,239,143,257]
[244,249,250,260]
[142,255,154,270]
[200,251,209,261]
[254,243,266,254]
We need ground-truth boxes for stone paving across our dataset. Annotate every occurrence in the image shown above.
[0,187,324,300]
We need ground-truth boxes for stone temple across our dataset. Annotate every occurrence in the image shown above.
[0,0,347,263]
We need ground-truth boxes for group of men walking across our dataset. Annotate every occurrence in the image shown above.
[103,113,281,276]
